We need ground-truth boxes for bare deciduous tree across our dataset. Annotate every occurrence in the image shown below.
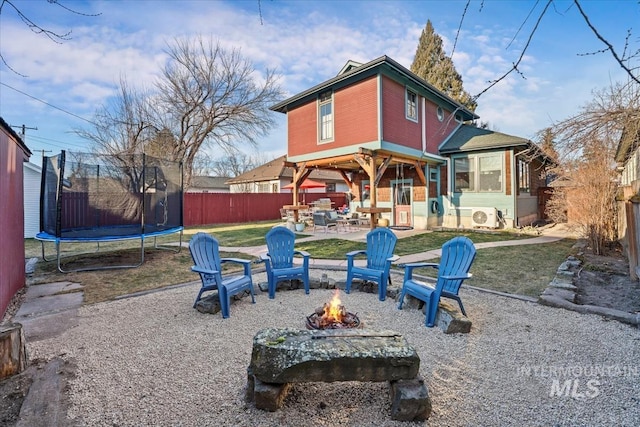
[154,36,283,186]
[546,79,640,254]
[78,36,283,187]
[76,77,155,157]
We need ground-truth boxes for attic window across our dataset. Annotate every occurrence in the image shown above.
[436,107,444,122]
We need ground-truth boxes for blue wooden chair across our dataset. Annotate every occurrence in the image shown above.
[398,236,476,327]
[345,227,399,301]
[189,232,256,318]
[261,227,310,299]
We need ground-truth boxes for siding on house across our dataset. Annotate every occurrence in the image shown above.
[287,76,378,157]
[23,161,41,238]
[0,117,31,318]
[381,76,422,150]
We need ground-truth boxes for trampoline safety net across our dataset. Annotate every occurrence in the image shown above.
[40,151,183,239]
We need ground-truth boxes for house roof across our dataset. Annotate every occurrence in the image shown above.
[439,124,532,153]
[190,176,230,189]
[0,116,32,158]
[226,155,344,185]
[24,161,42,174]
[270,55,478,122]
[614,123,640,164]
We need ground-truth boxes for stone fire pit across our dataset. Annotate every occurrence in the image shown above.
[246,327,431,421]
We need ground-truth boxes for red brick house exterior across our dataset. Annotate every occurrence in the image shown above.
[271,56,551,229]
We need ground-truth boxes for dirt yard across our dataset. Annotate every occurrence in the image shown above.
[575,247,640,313]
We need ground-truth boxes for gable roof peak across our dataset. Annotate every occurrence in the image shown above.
[338,60,364,76]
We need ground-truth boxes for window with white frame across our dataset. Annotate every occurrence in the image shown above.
[453,154,503,193]
[257,182,270,193]
[454,158,475,192]
[406,89,417,121]
[319,90,334,142]
[518,158,530,193]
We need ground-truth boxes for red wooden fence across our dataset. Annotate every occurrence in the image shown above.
[184,192,347,226]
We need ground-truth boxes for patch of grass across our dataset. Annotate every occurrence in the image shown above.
[24,224,575,304]
[296,239,366,258]
[297,229,530,259]
[404,239,576,297]
[29,248,254,305]
[468,239,577,296]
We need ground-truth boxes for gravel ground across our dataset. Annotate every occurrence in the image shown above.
[27,270,640,427]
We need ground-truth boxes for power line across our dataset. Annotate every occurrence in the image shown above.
[27,134,88,149]
[0,81,96,125]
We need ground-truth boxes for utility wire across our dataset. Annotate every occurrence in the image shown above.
[0,81,96,125]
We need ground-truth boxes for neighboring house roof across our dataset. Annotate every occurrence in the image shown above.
[190,176,230,190]
[270,55,479,122]
[0,116,32,158]
[226,155,344,185]
[24,161,42,174]
[614,123,640,164]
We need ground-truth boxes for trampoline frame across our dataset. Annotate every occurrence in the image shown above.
[36,226,184,273]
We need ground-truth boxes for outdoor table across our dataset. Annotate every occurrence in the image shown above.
[282,204,310,222]
[356,207,392,229]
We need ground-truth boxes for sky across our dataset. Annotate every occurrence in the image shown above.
[1,0,638,166]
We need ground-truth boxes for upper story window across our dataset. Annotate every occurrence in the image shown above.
[406,89,418,121]
[436,106,444,122]
[319,90,334,142]
[454,154,503,193]
[518,158,530,193]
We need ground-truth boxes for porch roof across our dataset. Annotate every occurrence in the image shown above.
[439,124,532,153]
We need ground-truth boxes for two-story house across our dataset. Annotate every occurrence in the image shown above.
[271,55,552,229]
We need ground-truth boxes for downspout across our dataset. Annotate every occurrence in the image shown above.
[421,96,426,152]
[377,74,383,142]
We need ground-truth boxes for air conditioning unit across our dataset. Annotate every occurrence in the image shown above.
[471,208,499,228]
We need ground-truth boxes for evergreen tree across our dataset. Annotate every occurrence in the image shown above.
[411,20,477,112]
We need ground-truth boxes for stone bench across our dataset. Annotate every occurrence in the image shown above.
[245,328,431,421]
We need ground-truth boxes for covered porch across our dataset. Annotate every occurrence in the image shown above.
[283,147,443,230]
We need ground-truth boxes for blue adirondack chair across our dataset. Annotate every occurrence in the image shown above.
[398,236,476,327]
[345,227,399,301]
[261,227,310,299]
[189,232,256,318]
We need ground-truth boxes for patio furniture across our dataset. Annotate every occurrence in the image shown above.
[345,228,399,301]
[189,232,256,318]
[313,210,338,233]
[261,227,310,299]
[280,208,293,221]
[397,236,476,327]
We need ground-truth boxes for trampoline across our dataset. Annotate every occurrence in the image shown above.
[36,151,184,273]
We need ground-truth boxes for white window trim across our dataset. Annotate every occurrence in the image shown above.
[453,154,504,193]
[405,88,418,122]
[318,90,334,144]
